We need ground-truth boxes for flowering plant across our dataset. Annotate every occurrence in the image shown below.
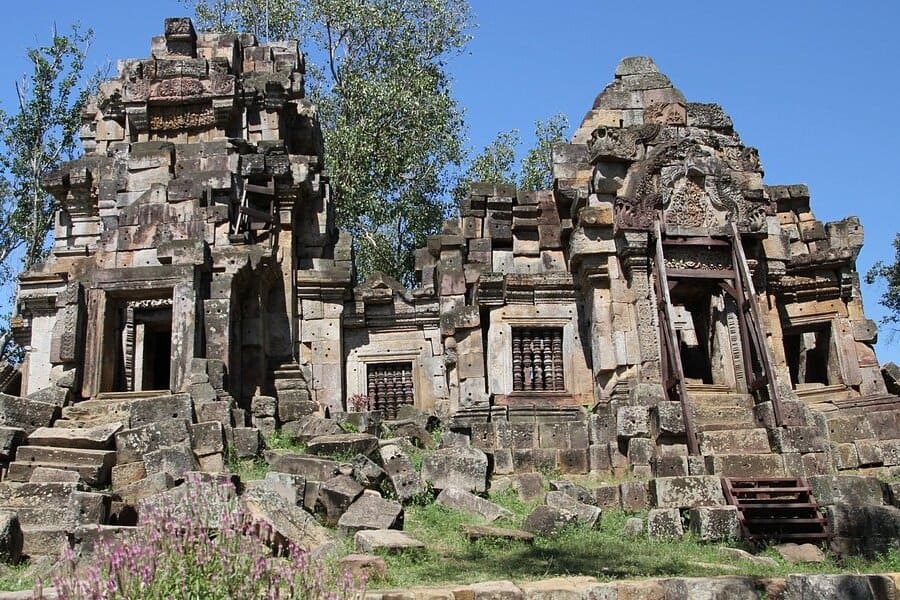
[52,474,365,599]
[346,394,371,412]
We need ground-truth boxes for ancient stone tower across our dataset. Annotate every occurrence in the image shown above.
[1,23,898,553]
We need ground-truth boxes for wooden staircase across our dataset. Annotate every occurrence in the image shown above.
[722,477,829,544]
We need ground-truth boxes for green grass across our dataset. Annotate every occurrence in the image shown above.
[0,563,36,592]
[368,490,900,588]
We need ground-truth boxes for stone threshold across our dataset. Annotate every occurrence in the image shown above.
[366,573,900,600]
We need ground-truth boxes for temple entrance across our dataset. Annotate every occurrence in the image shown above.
[133,305,173,391]
[101,296,174,393]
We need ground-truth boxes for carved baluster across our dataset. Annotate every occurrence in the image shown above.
[522,330,533,390]
[512,332,523,391]
[386,366,397,418]
[376,367,387,415]
[533,331,544,390]
[368,368,378,411]
[552,330,564,390]
[403,366,414,406]
[542,331,553,391]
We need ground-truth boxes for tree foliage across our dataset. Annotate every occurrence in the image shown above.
[186,0,472,284]
[866,232,900,330]
[0,26,94,362]
[458,113,570,198]
[0,26,93,284]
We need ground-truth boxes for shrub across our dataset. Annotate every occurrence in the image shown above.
[346,394,371,412]
[52,475,364,599]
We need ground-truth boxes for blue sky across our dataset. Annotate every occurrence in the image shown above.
[2,1,900,363]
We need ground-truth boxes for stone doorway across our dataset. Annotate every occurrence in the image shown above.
[669,280,738,389]
[102,297,174,393]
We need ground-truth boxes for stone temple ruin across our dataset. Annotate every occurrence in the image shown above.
[0,18,898,563]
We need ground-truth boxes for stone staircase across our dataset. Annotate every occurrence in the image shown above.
[686,391,786,478]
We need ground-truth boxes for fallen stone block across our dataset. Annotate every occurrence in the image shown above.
[317,475,364,526]
[421,446,489,493]
[354,529,424,554]
[264,452,341,481]
[144,442,200,480]
[337,492,403,535]
[260,472,306,506]
[687,506,740,541]
[435,487,512,522]
[545,491,601,528]
[242,487,333,552]
[513,473,545,503]
[461,524,534,544]
[0,395,59,434]
[28,422,122,450]
[620,481,650,512]
[232,427,261,459]
[280,416,343,443]
[337,553,387,584]
[306,433,378,458]
[623,517,644,538]
[351,454,386,489]
[380,443,425,503]
[775,542,825,563]
[522,505,576,537]
[0,427,26,461]
[647,508,683,540]
[549,480,594,505]
[782,574,877,600]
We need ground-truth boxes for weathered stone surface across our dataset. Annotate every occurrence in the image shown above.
[422,446,489,493]
[29,423,122,450]
[623,517,644,538]
[549,480,594,505]
[462,524,534,544]
[617,406,650,438]
[807,475,884,506]
[436,487,512,522]
[265,452,341,481]
[647,508,683,539]
[317,474,364,526]
[545,491,601,528]
[687,506,740,541]
[337,554,387,583]
[280,416,343,443]
[306,433,378,458]
[0,512,22,564]
[260,472,306,506]
[698,429,770,455]
[782,574,877,600]
[380,443,425,503]
[522,505,576,537]
[29,467,81,484]
[354,529,424,553]
[351,454,386,488]
[115,419,190,464]
[0,427,26,461]
[620,481,650,512]
[652,476,726,508]
[128,394,193,429]
[337,492,403,535]
[514,473,546,503]
[775,543,826,563]
[241,487,333,551]
[593,485,621,509]
[0,395,59,434]
[144,441,200,479]
[232,427,261,459]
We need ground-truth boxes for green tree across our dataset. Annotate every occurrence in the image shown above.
[458,113,569,199]
[185,0,472,284]
[0,26,95,361]
[866,233,900,330]
[520,113,569,191]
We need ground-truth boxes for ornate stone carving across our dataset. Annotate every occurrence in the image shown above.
[588,123,662,163]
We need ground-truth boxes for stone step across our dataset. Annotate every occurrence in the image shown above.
[0,482,82,506]
[698,428,772,455]
[6,462,104,487]
[28,422,122,450]
[21,526,68,556]
[15,446,116,469]
[61,399,134,428]
[705,454,786,478]
[690,400,758,432]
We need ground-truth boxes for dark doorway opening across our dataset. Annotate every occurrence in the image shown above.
[784,325,834,388]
